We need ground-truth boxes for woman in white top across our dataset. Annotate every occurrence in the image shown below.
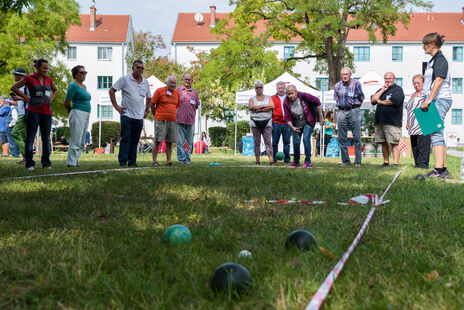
[405,74,430,168]
[248,80,275,165]
[420,32,453,178]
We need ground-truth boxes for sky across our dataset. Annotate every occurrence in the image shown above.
[77,0,464,56]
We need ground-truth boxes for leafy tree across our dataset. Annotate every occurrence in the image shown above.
[0,0,31,13]
[190,17,291,122]
[230,0,432,88]
[126,30,166,65]
[0,0,80,117]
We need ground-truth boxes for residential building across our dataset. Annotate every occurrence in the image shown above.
[171,6,464,143]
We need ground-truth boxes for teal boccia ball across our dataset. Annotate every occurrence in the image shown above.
[210,262,252,294]
[276,152,285,161]
[285,230,317,251]
[414,174,425,181]
[162,224,192,245]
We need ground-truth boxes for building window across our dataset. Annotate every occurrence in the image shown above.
[452,78,463,93]
[392,46,403,61]
[316,78,329,91]
[353,47,370,62]
[396,78,403,87]
[453,47,463,61]
[97,105,113,119]
[67,47,77,60]
[97,76,113,90]
[451,109,462,125]
[98,47,113,60]
[283,46,295,59]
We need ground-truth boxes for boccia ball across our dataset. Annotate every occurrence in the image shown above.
[210,262,252,294]
[162,224,192,245]
[285,230,317,251]
[276,152,285,161]
[414,174,425,181]
[238,250,252,258]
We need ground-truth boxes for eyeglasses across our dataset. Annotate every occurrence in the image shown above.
[255,86,263,89]
[136,66,144,70]
[78,71,88,75]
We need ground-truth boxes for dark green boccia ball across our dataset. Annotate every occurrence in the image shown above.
[276,152,285,161]
[162,224,192,245]
[285,230,317,251]
[210,263,253,294]
[414,174,425,181]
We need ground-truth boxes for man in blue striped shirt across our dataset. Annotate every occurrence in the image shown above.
[333,67,365,166]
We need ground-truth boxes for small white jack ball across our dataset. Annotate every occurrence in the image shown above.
[238,250,252,258]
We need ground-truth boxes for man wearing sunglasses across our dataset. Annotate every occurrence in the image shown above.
[109,60,152,167]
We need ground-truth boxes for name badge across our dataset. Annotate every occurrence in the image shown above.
[45,90,51,97]
[167,91,172,96]
[139,90,146,97]
[190,99,195,105]
[348,92,354,97]
[36,91,43,97]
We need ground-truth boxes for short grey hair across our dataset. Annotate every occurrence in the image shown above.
[286,84,297,92]
[166,75,177,83]
[276,81,286,88]
[254,80,264,87]
[341,67,352,74]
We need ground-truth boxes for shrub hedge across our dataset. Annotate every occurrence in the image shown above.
[91,121,120,147]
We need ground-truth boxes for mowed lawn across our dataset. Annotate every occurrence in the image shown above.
[0,150,463,309]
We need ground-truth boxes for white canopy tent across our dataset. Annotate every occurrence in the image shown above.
[147,75,166,94]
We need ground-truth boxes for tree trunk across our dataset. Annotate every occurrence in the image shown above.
[325,37,340,89]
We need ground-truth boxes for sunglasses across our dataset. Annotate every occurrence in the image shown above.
[136,66,144,70]
[255,86,263,89]
[78,71,88,75]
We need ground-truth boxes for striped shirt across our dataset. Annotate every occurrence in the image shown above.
[404,93,424,136]
[333,78,365,108]
[176,86,200,125]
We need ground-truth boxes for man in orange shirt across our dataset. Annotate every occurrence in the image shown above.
[151,75,180,166]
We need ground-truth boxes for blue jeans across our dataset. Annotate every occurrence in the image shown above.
[6,126,19,157]
[272,122,291,162]
[25,111,52,168]
[430,98,452,147]
[337,108,362,164]
[119,115,143,165]
[292,124,313,164]
[177,123,195,163]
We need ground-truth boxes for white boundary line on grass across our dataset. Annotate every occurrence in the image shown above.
[0,166,166,181]
[305,167,407,310]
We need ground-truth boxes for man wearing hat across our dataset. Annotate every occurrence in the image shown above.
[10,68,27,163]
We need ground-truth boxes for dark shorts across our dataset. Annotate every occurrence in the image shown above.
[0,132,7,144]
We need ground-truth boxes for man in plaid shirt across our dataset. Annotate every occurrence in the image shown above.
[176,74,200,164]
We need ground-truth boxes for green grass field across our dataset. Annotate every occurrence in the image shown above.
[0,150,463,309]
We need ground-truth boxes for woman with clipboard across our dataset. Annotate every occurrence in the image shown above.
[421,32,453,179]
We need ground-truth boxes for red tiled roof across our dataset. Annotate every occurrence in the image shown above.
[66,14,130,43]
[172,12,464,43]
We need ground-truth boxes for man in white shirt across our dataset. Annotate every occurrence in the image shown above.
[109,60,152,166]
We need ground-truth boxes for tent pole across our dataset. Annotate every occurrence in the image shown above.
[234,100,238,156]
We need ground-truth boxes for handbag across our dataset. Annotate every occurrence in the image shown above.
[251,118,271,129]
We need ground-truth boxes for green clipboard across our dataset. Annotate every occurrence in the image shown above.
[413,101,444,136]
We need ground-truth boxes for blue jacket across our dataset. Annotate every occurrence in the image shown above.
[0,105,11,133]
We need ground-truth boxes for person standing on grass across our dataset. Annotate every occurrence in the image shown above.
[323,110,336,156]
[11,59,58,171]
[63,65,91,167]
[109,60,151,167]
[405,74,431,169]
[421,32,453,179]
[271,81,291,164]
[10,68,28,164]
[283,85,323,168]
[0,96,11,157]
[151,75,180,166]
[371,72,405,168]
[333,67,364,167]
[6,96,20,157]
[249,80,275,165]
[176,73,200,165]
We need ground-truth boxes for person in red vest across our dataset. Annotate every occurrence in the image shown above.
[271,81,291,163]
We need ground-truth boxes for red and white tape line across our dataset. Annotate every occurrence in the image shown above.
[245,200,328,204]
[305,167,406,310]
